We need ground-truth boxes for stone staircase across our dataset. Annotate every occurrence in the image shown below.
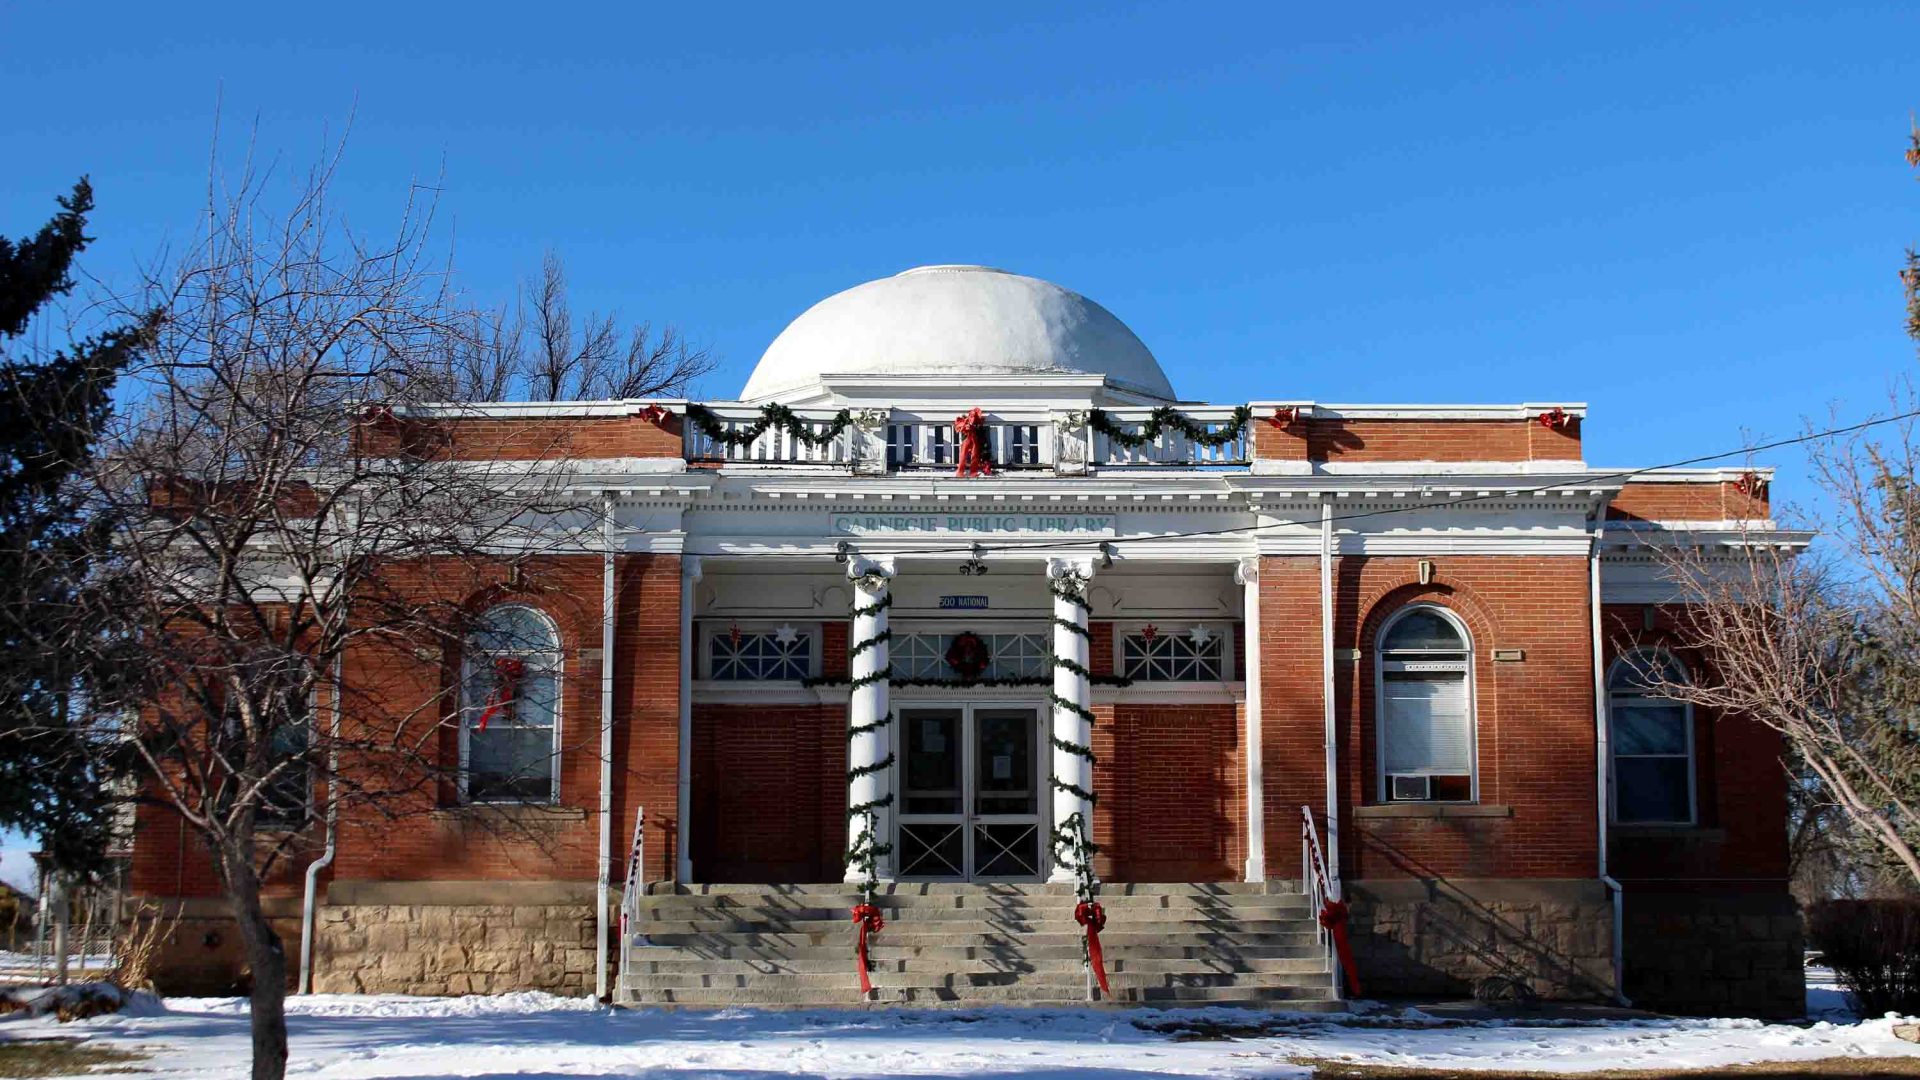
[616,882,1340,1010]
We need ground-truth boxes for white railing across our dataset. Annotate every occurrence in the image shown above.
[682,405,1253,471]
[683,406,853,466]
[618,806,647,947]
[1092,406,1251,467]
[1300,805,1337,972]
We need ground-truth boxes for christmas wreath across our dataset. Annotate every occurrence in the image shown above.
[944,631,990,679]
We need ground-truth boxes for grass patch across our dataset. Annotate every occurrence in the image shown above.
[0,1037,145,1078]
[1298,1056,1920,1079]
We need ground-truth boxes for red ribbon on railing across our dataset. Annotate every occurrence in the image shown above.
[1074,900,1110,995]
[851,902,885,995]
[1317,898,1364,997]
[475,657,526,732]
[953,407,993,478]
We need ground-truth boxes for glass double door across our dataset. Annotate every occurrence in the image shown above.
[896,704,1045,881]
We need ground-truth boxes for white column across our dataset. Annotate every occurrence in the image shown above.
[1046,556,1097,885]
[676,555,702,884]
[1237,556,1266,882]
[845,555,895,883]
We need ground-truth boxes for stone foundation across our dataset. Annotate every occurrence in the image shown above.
[1345,878,1616,1001]
[1622,888,1804,1020]
[312,902,596,995]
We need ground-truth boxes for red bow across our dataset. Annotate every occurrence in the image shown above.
[1074,900,1111,996]
[475,657,526,732]
[1537,407,1571,430]
[1266,406,1300,429]
[851,902,885,995]
[953,408,993,478]
[1317,898,1364,997]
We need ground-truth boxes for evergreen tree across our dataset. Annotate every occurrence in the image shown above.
[0,179,150,873]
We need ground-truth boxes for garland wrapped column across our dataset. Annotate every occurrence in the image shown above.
[844,556,896,884]
[1045,557,1097,885]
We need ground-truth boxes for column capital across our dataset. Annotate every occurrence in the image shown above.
[1045,555,1097,581]
[1234,556,1259,586]
[847,553,895,586]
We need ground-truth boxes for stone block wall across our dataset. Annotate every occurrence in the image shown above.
[1623,889,1804,1019]
[312,903,597,996]
[1346,879,1615,1000]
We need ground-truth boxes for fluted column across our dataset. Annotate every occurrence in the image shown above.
[845,555,895,883]
[1236,556,1266,882]
[1045,556,1097,885]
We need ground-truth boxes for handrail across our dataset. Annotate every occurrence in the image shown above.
[618,806,646,947]
[1301,805,1362,998]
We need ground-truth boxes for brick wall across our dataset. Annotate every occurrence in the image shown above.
[1609,479,1769,523]
[1093,703,1244,881]
[689,703,846,883]
[361,411,683,461]
[1258,554,1600,883]
[1254,417,1581,464]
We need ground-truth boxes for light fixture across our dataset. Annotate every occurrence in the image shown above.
[834,540,852,564]
[959,542,989,576]
[1099,542,1116,569]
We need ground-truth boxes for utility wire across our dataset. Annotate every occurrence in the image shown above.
[834,406,1920,560]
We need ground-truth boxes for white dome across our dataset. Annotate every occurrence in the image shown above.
[741,265,1175,401]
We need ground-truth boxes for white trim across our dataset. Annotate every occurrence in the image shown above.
[1607,467,1775,483]
[1111,620,1236,682]
[697,620,823,681]
[1251,401,1587,421]
[405,399,687,418]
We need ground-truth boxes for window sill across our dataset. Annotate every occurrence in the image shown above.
[1354,803,1513,820]
[433,803,586,824]
[1612,824,1726,840]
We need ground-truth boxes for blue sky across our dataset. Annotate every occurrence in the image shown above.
[0,3,1914,874]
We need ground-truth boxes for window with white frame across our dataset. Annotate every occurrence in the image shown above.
[1375,606,1474,802]
[1120,624,1229,681]
[892,630,1049,679]
[1608,650,1696,825]
[462,604,562,803]
[706,624,816,681]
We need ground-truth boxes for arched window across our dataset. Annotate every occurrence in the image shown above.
[1375,605,1475,802]
[1608,650,1695,825]
[462,604,563,803]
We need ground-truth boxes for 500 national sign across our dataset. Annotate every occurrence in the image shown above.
[829,512,1116,536]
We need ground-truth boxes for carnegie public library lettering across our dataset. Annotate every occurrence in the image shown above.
[131,265,1806,1016]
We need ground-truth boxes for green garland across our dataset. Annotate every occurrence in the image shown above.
[1089,405,1253,449]
[687,402,854,449]
[845,808,889,889]
[1046,569,1100,804]
[805,670,1132,690]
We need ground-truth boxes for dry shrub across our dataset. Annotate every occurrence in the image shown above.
[109,901,178,992]
[1808,898,1920,1016]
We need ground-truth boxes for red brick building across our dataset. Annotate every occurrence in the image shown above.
[132,265,1806,1015]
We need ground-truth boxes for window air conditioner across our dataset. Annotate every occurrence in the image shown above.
[1389,774,1433,801]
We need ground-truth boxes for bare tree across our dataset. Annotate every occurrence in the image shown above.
[472,251,713,402]
[66,142,606,1080]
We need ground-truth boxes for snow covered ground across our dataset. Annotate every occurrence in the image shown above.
[1,975,1916,1078]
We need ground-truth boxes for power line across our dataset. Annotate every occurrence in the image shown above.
[835,406,1920,560]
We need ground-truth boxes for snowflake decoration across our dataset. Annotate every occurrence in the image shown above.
[774,623,799,645]
[729,622,743,649]
[1140,623,1159,643]
[1188,624,1213,646]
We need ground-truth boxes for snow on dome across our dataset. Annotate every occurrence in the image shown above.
[740,265,1175,401]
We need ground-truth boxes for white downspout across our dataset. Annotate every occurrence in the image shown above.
[1238,557,1265,882]
[298,653,343,994]
[1590,516,1631,1006]
[596,493,617,1000]
[1320,499,1340,902]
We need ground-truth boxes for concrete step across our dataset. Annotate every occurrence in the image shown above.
[630,942,1327,962]
[633,917,1318,935]
[622,973,1332,993]
[637,926,1328,941]
[642,882,1300,897]
[619,984,1341,1007]
[627,903,1315,922]
[630,892,1312,910]
[625,955,1330,976]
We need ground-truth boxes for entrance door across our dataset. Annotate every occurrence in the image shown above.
[896,704,1045,881]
